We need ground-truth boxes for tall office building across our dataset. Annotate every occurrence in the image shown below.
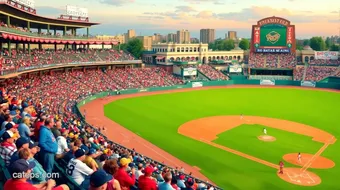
[125,29,136,42]
[200,29,215,43]
[227,31,237,41]
[136,36,152,50]
[176,30,190,44]
[167,33,177,43]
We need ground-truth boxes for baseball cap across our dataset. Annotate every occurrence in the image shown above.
[90,169,113,188]
[9,159,36,178]
[75,148,85,158]
[9,111,17,116]
[119,158,131,166]
[143,166,154,175]
[2,130,14,140]
[88,148,96,155]
[179,175,185,180]
[15,137,29,149]
[80,145,89,154]
[5,122,18,130]
[29,140,39,149]
[60,128,68,134]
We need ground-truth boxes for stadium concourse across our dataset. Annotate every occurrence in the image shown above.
[0,54,222,190]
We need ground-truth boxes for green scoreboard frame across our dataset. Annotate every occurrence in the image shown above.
[251,16,296,54]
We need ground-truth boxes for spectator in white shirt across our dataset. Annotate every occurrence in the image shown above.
[56,128,69,159]
[66,148,94,189]
[135,163,144,179]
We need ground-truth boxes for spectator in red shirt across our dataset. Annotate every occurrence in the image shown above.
[138,166,157,190]
[4,159,69,190]
[114,158,135,190]
[33,114,46,140]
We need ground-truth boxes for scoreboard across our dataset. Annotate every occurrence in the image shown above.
[251,17,295,53]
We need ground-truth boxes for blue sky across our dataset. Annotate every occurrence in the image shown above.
[34,0,339,39]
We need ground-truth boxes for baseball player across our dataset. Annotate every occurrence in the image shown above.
[240,114,243,120]
[297,152,301,163]
[279,161,284,174]
[263,128,267,135]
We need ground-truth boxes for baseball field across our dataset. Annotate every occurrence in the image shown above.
[85,87,340,189]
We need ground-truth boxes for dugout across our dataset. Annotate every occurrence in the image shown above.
[249,68,293,80]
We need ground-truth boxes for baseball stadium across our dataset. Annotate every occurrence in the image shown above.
[0,1,339,190]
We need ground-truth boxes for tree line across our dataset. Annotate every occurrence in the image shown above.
[296,37,339,51]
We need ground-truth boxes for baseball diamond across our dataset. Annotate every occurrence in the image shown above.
[81,86,339,189]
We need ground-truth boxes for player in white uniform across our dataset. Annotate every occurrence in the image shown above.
[240,114,243,120]
[263,128,267,135]
[66,148,94,189]
[298,152,301,163]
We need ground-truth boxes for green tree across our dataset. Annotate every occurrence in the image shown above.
[330,44,339,51]
[238,39,250,50]
[309,37,326,51]
[303,39,310,46]
[223,39,235,50]
[325,37,331,49]
[126,38,144,58]
[208,38,234,51]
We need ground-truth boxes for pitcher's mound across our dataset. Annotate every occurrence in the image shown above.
[283,153,335,169]
[277,168,321,186]
[258,135,276,142]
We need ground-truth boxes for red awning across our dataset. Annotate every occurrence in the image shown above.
[89,41,94,44]
[68,40,74,44]
[45,39,50,43]
[39,39,44,43]
[12,35,17,40]
[1,33,7,39]
[50,40,55,43]
[8,34,13,40]
[26,38,31,42]
[95,41,102,44]
[112,41,118,45]
[22,37,26,41]
[55,40,61,43]
[75,41,81,44]
[82,41,88,44]
[104,42,111,45]
[62,40,67,44]
[156,56,165,59]
[17,36,21,41]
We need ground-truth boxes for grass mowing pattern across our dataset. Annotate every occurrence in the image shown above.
[104,88,340,190]
[213,124,324,165]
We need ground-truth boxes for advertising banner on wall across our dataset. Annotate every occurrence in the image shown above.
[301,81,316,87]
[13,0,35,8]
[183,68,197,76]
[315,51,338,60]
[192,82,203,88]
[66,5,88,17]
[260,79,275,85]
[229,65,242,73]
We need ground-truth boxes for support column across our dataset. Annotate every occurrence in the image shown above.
[47,24,50,34]
[54,44,57,51]
[38,28,41,35]
[63,26,66,36]
[111,44,114,49]
[102,44,104,50]
[27,21,30,30]
[38,44,42,50]
[8,41,11,56]
[15,42,18,51]
[54,29,57,36]
[23,43,25,52]
[74,29,77,36]
[6,15,10,26]
[87,44,89,49]
[0,42,3,52]
[28,43,31,55]
[86,28,89,37]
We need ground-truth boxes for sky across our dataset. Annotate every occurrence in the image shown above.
[33,0,339,39]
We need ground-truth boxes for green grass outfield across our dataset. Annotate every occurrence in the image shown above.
[104,88,340,190]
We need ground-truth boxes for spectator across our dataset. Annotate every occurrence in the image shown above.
[18,117,34,140]
[84,148,99,171]
[34,114,46,140]
[5,122,20,140]
[138,166,157,190]
[135,163,144,179]
[1,114,11,130]
[177,175,186,189]
[0,130,17,166]
[102,159,121,190]
[4,159,69,190]
[98,154,108,169]
[39,118,58,175]
[10,137,29,164]
[114,158,135,190]
[27,140,47,185]
[158,172,175,190]
[51,119,62,138]
[66,148,94,189]
[56,128,69,159]
[89,169,114,190]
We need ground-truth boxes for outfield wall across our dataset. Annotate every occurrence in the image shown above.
[77,80,340,108]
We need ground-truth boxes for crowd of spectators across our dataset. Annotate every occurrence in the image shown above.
[293,66,305,81]
[249,53,296,68]
[304,66,339,81]
[0,49,135,72]
[308,59,340,66]
[198,64,229,80]
[0,67,216,190]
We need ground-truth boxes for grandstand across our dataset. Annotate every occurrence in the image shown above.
[0,1,222,190]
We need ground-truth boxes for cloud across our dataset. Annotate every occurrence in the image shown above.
[183,0,224,4]
[330,11,338,14]
[175,6,196,12]
[196,11,217,19]
[91,0,135,6]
